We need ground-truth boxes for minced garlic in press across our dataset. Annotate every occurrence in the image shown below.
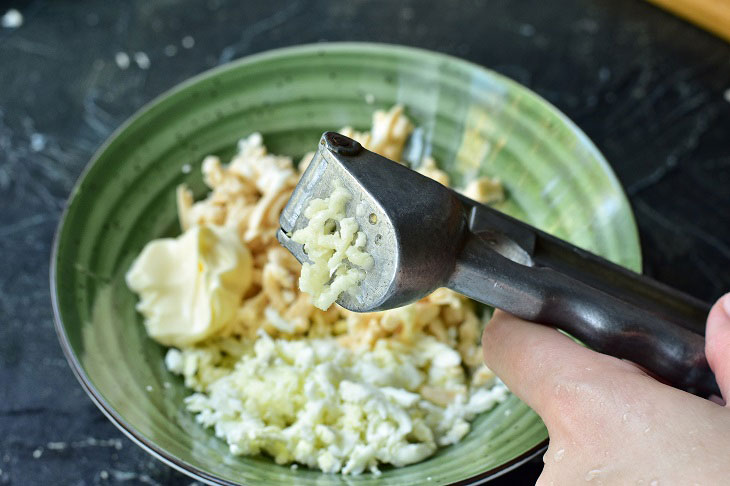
[291,181,374,310]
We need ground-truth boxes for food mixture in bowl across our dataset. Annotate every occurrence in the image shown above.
[126,106,509,476]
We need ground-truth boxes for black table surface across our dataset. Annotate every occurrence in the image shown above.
[2,0,729,484]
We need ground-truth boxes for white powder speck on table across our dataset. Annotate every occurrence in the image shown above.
[182,35,195,49]
[518,23,535,37]
[134,52,151,70]
[1,9,23,28]
[30,133,46,152]
[110,470,137,481]
[115,52,130,70]
[164,44,178,57]
[599,66,611,82]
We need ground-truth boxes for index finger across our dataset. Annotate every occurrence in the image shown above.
[481,309,650,421]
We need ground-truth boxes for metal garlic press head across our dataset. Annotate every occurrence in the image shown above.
[277,132,467,312]
[278,132,719,398]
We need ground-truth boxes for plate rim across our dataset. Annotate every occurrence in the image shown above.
[50,41,640,485]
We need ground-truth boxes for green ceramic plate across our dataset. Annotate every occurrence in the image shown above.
[51,43,641,485]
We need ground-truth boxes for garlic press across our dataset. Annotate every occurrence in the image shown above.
[277,132,719,398]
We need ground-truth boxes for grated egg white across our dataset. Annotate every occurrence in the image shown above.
[168,331,507,475]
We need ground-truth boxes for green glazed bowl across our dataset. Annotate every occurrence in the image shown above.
[51,43,641,485]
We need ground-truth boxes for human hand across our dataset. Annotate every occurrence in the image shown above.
[482,293,730,485]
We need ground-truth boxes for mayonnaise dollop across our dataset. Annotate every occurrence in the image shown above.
[126,224,252,347]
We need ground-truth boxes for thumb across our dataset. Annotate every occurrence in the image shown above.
[705,292,730,404]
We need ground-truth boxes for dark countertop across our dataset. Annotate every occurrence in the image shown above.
[1,1,729,484]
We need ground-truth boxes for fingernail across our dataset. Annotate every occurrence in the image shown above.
[722,292,730,319]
